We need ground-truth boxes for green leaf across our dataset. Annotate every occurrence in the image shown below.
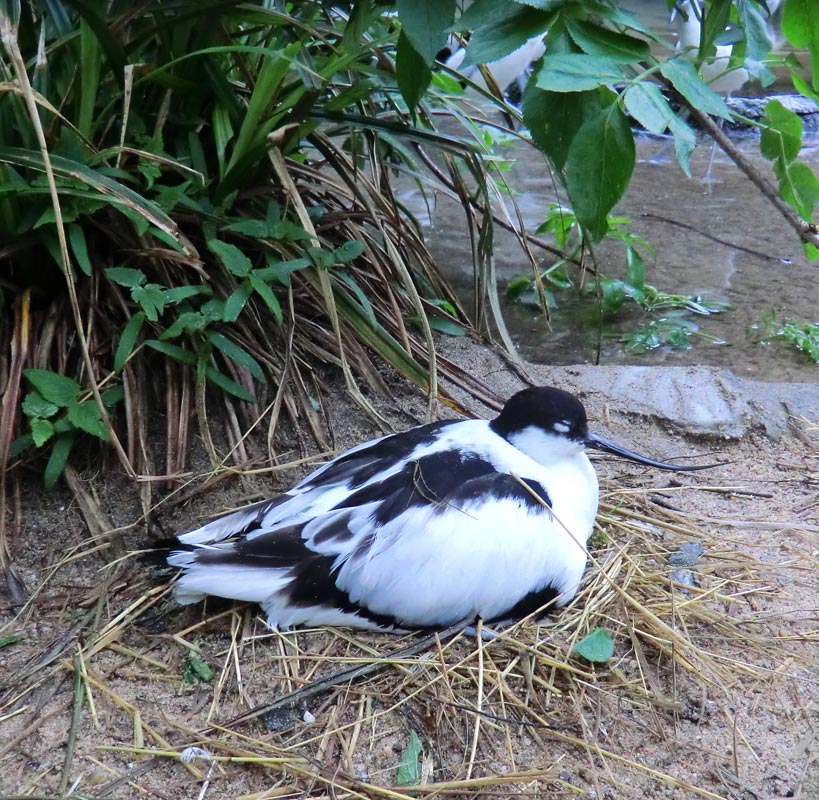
[573,627,614,663]
[114,312,145,372]
[668,115,696,177]
[600,278,627,310]
[564,104,635,241]
[761,99,803,164]
[44,433,75,490]
[397,30,433,110]
[425,315,466,336]
[30,418,55,447]
[105,266,146,289]
[781,161,819,220]
[67,399,111,441]
[68,223,92,276]
[145,339,198,366]
[208,238,253,277]
[535,54,624,92]
[22,391,60,420]
[249,272,284,324]
[463,5,550,67]
[565,19,650,62]
[223,280,254,323]
[659,59,732,120]
[205,366,255,402]
[782,0,819,88]
[395,730,423,786]
[255,256,311,285]
[162,285,212,304]
[334,240,366,264]
[523,85,606,172]
[396,0,456,63]
[0,634,23,650]
[131,284,166,322]
[206,331,266,382]
[24,369,80,407]
[336,272,377,328]
[623,83,674,135]
[625,246,645,292]
[182,652,214,684]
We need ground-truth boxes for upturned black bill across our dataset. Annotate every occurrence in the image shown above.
[584,432,723,471]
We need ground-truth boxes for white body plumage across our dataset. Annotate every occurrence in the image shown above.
[167,386,713,631]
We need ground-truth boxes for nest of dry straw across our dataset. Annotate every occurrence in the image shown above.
[3,434,814,798]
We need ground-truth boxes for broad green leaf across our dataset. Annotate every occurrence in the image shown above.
[659,59,731,120]
[451,0,520,32]
[573,627,614,663]
[535,54,624,92]
[67,399,111,441]
[160,311,207,340]
[131,284,166,322]
[162,285,211,304]
[145,339,198,366]
[24,369,80,407]
[396,0,456,63]
[626,246,646,292]
[206,331,266,382]
[223,280,254,323]
[249,272,283,324]
[44,432,75,490]
[255,257,311,285]
[761,99,803,164]
[463,5,550,67]
[782,0,819,88]
[735,0,774,65]
[182,652,214,684]
[397,32,432,111]
[30,418,55,447]
[334,240,366,264]
[781,161,819,220]
[564,19,650,62]
[22,391,60,419]
[395,731,423,786]
[105,266,146,289]
[205,365,255,402]
[523,83,606,172]
[601,278,627,310]
[0,634,23,649]
[623,83,674,135]
[668,115,696,177]
[425,315,466,336]
[208,238,253,277]
[697,0,732,59]
[68,223,92,276]
[114,312,146,372]
[564,104,635,241]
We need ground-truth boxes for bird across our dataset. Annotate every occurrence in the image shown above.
[441,34,546,97]
[166,386,717,632]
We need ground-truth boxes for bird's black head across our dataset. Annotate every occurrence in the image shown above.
[491,385,724,473]
[490,386,589,442]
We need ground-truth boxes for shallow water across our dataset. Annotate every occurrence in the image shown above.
[414,0,818,382]
[422,127,818,383]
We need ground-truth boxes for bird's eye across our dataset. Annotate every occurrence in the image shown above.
[552,421,571,434]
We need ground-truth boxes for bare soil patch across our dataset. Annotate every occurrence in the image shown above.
[2,353,818,800]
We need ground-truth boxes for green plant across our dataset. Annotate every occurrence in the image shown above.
[762,311,819,362]
[1,1,504,492]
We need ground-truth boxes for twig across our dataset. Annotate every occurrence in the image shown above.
[677,92,819,250]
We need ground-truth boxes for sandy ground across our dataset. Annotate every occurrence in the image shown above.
[1,340,818,799]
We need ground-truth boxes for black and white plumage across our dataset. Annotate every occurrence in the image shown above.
[167,386,715,632]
